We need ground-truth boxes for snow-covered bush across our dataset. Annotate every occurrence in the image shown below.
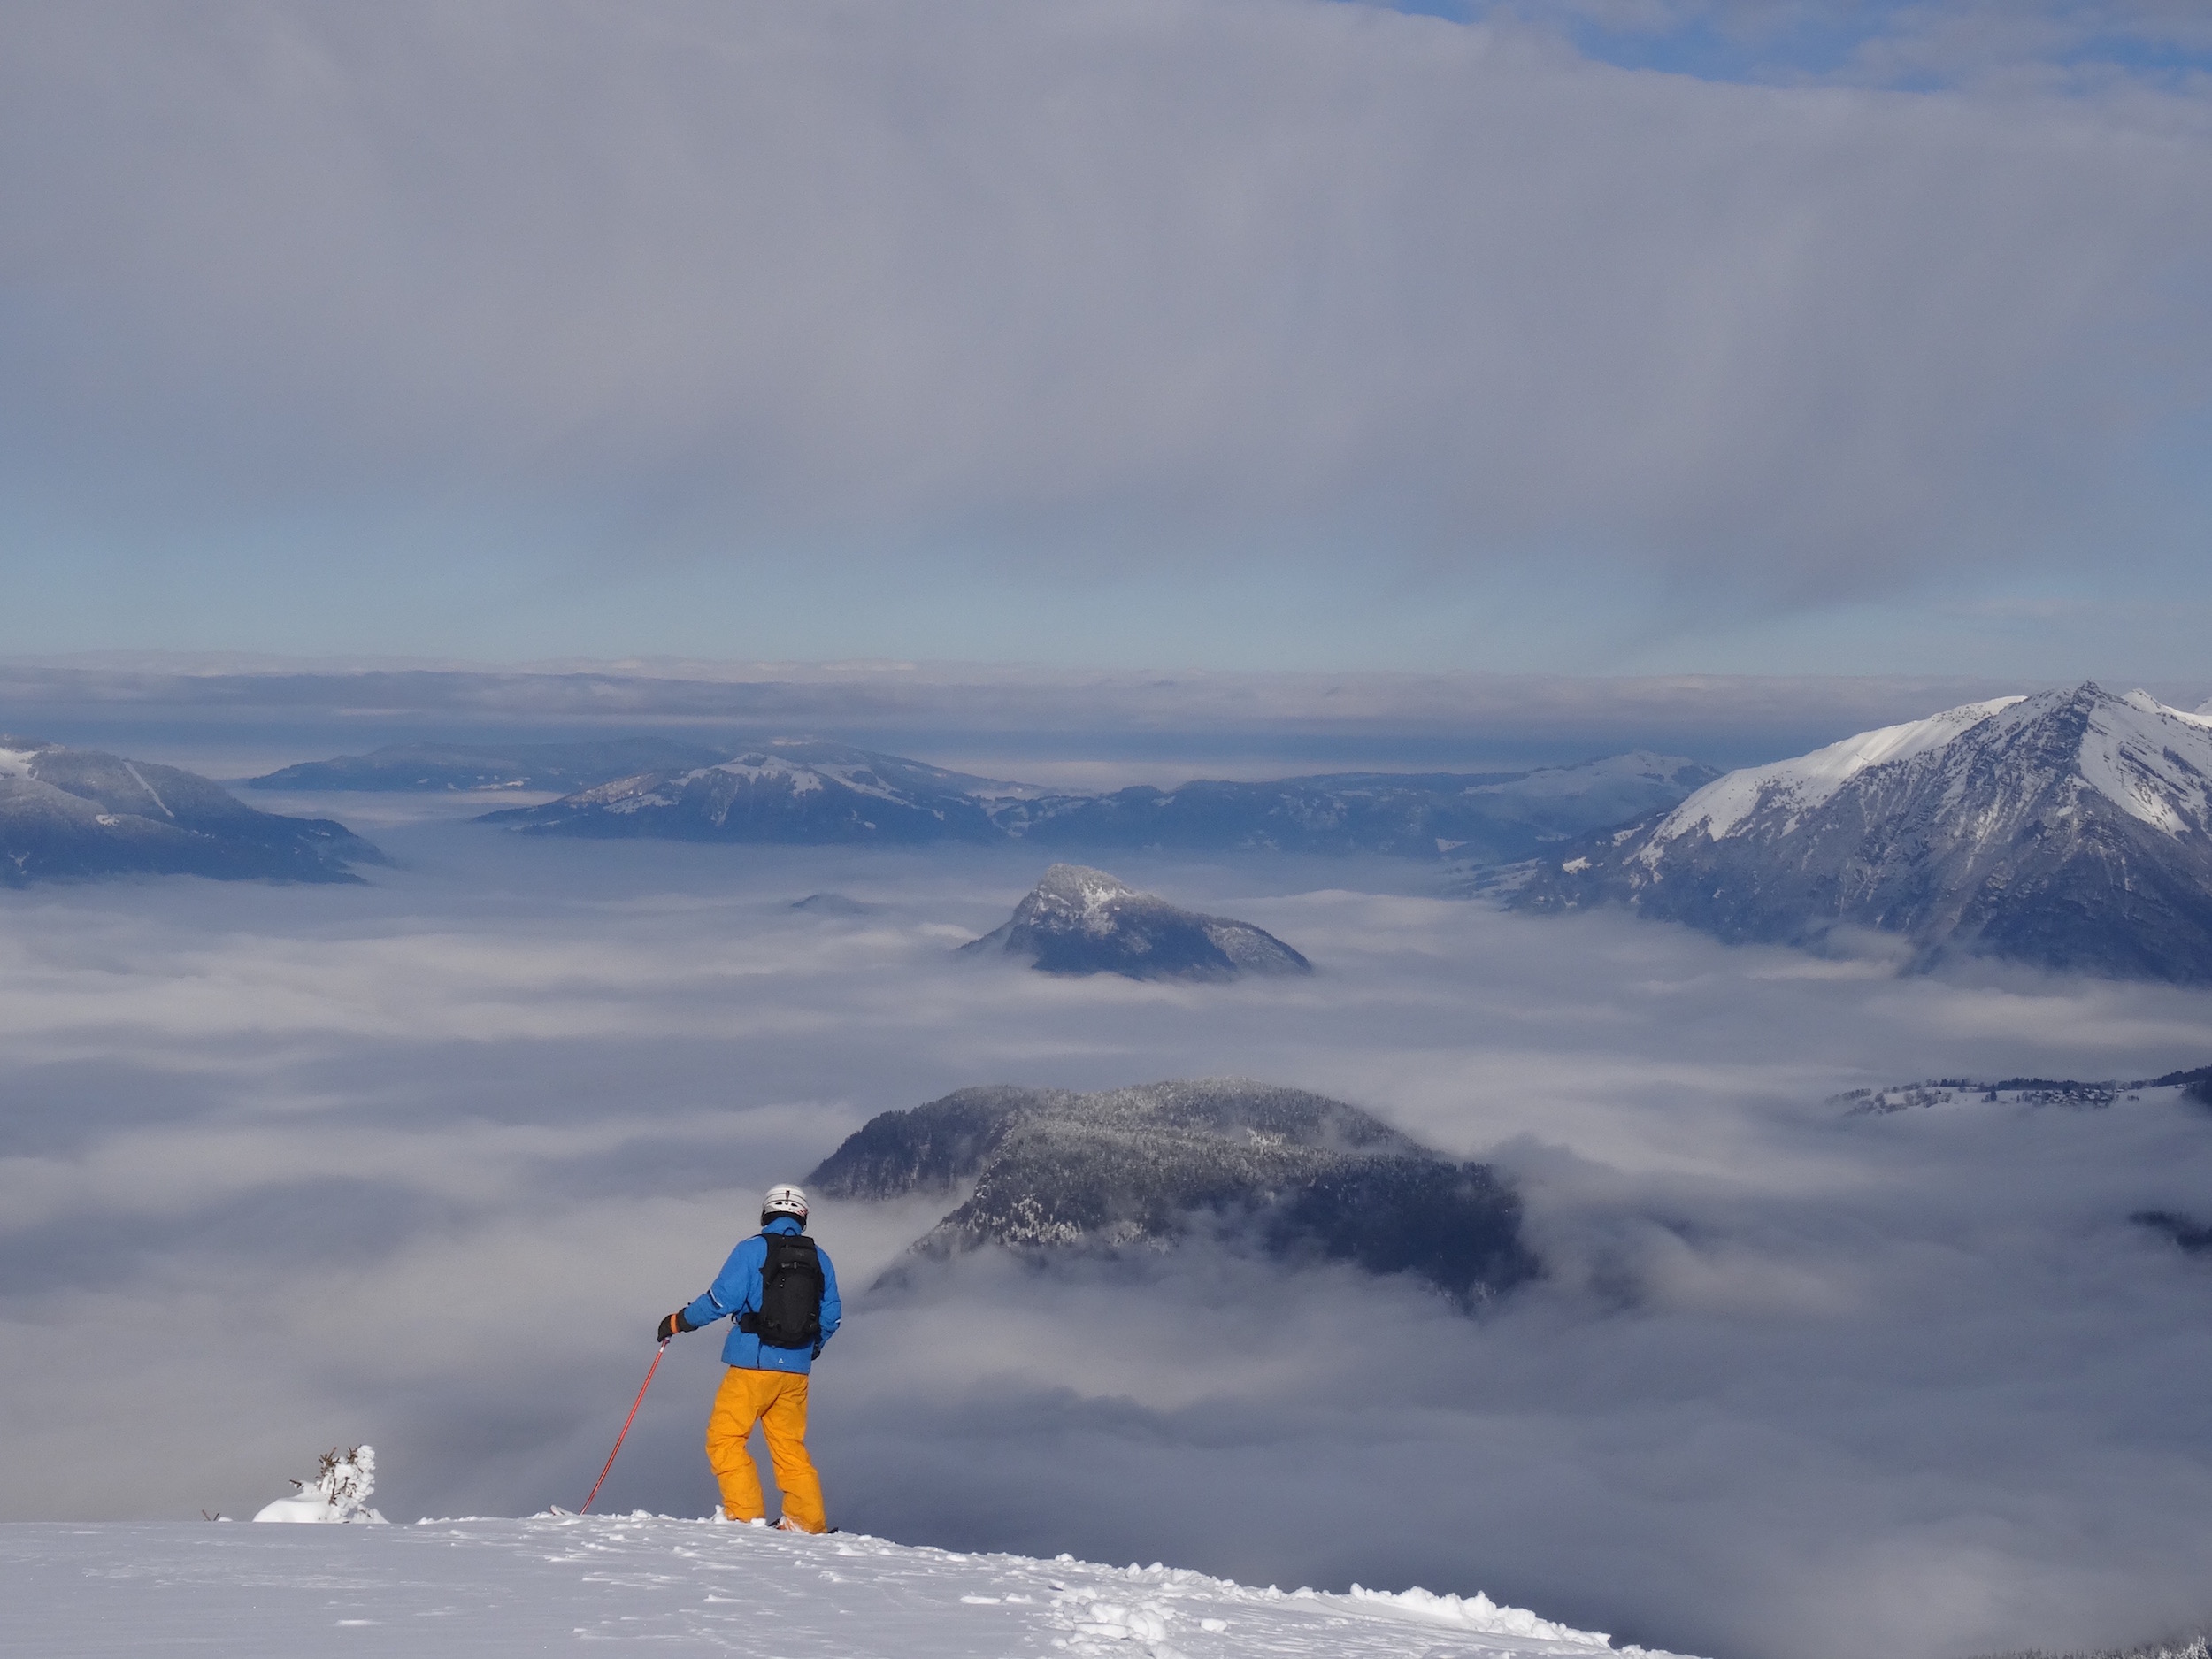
[251,1443,387,1524]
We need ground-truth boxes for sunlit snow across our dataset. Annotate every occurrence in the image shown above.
[1644,687,2212,855]
[1642,697,2024,854]
[1,1514,1702,1658]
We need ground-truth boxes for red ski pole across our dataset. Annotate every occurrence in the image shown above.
[580,1340,669,1515]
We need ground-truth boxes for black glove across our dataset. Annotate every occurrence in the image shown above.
[657,1310,695,1342]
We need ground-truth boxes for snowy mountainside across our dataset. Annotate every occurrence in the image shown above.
[810,1078,1535,1304]
[480,740,1034,842]
[1509,684,2212,981]
[0,1514,1701,1658]
[457,741,1713,856]
[0,735,381,886]
[994,752,1719,861]
[960,864,1313,980]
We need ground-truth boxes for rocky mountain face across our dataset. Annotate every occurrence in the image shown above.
[478,741,1036,842]
[961,864,1312,980]
[1510,684,2212,982]
[809,1079,1535,1305]
[249,738,730,793]
[995,752,1719,861]
[0,737,381,886]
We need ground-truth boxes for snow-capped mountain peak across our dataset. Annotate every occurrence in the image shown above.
[1025,862,1140,934]
[1516,683,2212,982]
[963,866,1312,980]
[1641,695,2024,857]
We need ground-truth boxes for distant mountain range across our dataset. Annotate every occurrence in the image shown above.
[961,864,1312,980]
[251,736,1712,860]
[989,752,1718,860]
[809,1079,1535,1305]
[1509,684,2212,982]
[248,738,731,793]
[479,741,1031,843]
[2,737,381,886]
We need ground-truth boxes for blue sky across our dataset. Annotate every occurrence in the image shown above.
[2,0,2208,680]
[1438,1,2212,92]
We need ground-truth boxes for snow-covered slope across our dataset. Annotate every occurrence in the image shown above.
[480,741,1034,843]
[0,735,381,886]
[997,753,1719,861]
[0,1514,1701,1658]
[469,741,1714,858]
[250,737,733,793]
[1510,684,2212,981]
[1640,699,2025,849]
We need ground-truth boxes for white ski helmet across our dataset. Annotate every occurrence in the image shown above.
[761,1183,809,1225]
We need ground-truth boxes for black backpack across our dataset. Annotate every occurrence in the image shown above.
[739,1233,824,1350]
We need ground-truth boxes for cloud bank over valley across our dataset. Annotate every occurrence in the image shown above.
[4,808,2212,1659]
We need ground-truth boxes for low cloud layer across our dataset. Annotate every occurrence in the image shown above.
[4,809,2212,1659]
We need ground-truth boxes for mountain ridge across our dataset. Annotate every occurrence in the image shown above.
[810,1078,1535,1306]
[1508,684,2212,981]
[248,737,733,793]
[244,737,1714,861]
[960,864,1313,980]
[1,736,381,887]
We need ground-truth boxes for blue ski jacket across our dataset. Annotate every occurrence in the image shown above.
[681,1215,842,1374]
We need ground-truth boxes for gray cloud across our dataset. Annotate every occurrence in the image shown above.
[4,816,2212,1657]
[3,1,2208,610]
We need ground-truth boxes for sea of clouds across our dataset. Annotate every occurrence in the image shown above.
[4,795,2212,1659]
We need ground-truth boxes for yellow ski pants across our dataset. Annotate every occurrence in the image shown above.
[704,1366,826,1532]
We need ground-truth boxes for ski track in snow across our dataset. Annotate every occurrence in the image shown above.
[121,760,176,818]
[0,1515,1701,1658]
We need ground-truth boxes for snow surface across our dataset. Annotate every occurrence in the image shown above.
[1033,862,1140,933]
[2085,691,2212,835]
[0,1514,1701,1658]
[704,756,833,798]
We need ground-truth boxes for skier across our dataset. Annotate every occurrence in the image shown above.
[658,1183,842,1532]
